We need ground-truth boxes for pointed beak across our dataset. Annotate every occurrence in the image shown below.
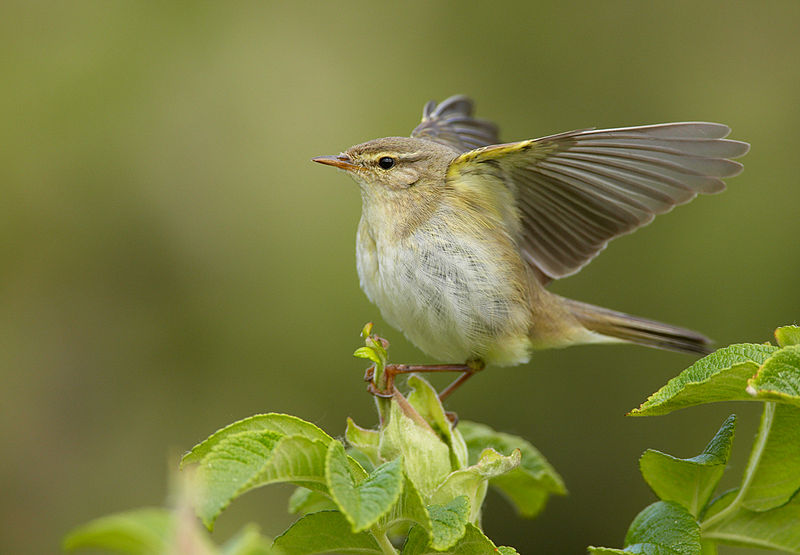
[312,154,361,172]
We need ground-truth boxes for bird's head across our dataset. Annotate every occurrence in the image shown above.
[313,136,457,196]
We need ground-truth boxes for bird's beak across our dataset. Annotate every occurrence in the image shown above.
[312,154,360,172]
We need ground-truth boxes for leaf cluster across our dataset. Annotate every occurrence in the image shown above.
[63,325,800,554]
[590,325,800,554]
[66,325,564,553]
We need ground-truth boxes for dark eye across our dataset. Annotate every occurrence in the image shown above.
[378,157,395,170]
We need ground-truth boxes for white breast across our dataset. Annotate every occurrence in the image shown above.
[356,216,532,366]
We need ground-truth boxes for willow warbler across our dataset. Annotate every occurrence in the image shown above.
[313,95,748,396]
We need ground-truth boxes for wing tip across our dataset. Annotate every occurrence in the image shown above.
[729,139,750,158]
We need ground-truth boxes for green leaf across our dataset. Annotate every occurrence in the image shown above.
[287,487,337,515]
[458,420,566,518]
[699,539,717,555]
[406,375,468,469]
[347,447,377,474]
[380,399,452,500]
[496,548,519,554]
[588,501,702,555]
[402,524,433,554]
[747,345,800,406]
[402,522,505,554]
[357,326,389,368]
[630,344,778,416]
[221,523,278,555]
[361,322,374,338]
[194,433,329,528]
[741,403,800,511]
[380,474,433,534]
[427,496,470,550]
[345,417,381,467]
[775,325,800,347]
[182,413,332,466]
[272,511,381,554]
[590,501,700,554]
[625,501,701,554]
[430,448,520,523]
[449,428,470,473]
[326,440,404,533]
[366,336,388,362]
[63,508,173,554]
[639,415,736,516]
[703,489,800,552]
[353,346,382,366]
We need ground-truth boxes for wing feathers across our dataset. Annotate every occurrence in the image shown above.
[553,151,724,193]
[545,156,684,210]
[447,122,749,281]
[411,95,500,153]
[579,121,732,139]
[573,137,749,158]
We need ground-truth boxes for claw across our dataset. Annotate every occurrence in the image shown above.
[363,365,375,382]
[367,382,395,398]
[445,411,459,426]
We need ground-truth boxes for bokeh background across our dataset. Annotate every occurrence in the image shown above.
[2,2,799,553]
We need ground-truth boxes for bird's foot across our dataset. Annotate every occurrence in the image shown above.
[364,360,485,401]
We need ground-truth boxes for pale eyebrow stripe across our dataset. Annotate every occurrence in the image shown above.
[395,151,425,162]
[366,151,425,164]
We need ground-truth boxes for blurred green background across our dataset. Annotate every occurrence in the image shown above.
[1,2,798,553]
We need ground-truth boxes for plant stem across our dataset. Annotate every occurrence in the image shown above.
[375,395,392,427]
[701,401,776,530]
[372,354,392,426]
[371,528,397,554]
[374,366,392,426]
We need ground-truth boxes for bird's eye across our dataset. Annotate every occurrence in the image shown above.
[378,157,395,170]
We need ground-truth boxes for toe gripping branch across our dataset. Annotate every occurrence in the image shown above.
[356,324,484,403]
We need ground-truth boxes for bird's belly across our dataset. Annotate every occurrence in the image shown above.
[356,225,532,365]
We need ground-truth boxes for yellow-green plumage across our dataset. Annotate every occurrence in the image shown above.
[313,96,749,369]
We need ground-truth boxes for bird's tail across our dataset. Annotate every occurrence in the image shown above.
[563,298,712,355]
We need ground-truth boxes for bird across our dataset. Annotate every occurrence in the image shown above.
[313,95,749,399]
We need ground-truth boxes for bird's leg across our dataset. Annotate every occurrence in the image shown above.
[438,358,485,401]
[365,363,473,398]
[364,359,485,400]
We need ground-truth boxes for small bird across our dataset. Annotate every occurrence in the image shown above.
[313,95,748,398]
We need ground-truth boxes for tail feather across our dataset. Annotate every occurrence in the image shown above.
[564,299,712,355]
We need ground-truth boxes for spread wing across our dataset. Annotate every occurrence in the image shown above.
[411,95,500,153]
[446,122,750,283]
